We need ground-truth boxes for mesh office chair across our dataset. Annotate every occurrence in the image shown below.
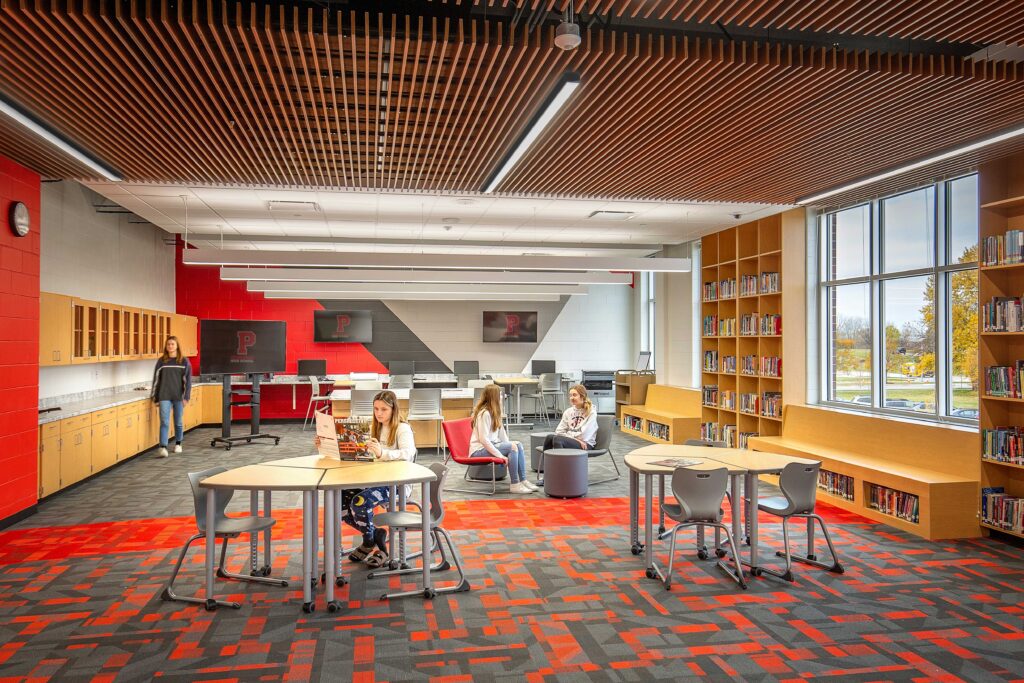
[407,388,445,456]
[755,462,844,581]
[662,467,746,590]
[303,376,333,430]
[526,373,564,427]
[349,389,377,418]
[389,374,414,390]
[371,462,470,599]
[585,414,620,484]
[162,467,288,610]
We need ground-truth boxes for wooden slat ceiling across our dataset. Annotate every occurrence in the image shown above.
[0,1,1023,205]
[438,1,1024,47]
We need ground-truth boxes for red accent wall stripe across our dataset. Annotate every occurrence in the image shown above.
[0,155,41,522]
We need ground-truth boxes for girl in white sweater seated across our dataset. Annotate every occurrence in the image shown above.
[543,384,598,451]
[469,384,536,494]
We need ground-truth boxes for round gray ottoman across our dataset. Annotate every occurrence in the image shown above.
[530,431,553,472]
[542,448,588,498]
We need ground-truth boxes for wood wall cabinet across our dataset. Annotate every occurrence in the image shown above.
[39,292,72,366]
[615,372,656,419]
[202,384,223,424]
[71,298,100,364]
[172,314,199,357]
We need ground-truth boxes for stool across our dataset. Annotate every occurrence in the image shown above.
[467,462,508,482]
[530,431,553,472]
[542,448,588,498]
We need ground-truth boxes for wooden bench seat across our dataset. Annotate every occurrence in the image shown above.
[748,405,980,540]
[620,385,701,444]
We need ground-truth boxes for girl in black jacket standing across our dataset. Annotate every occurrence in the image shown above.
[152,336,192,458]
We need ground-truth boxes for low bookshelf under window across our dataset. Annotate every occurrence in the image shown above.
[867,483,920,524]
[623,415,643,433]
[818,469,855,501]
[647,421,670,442]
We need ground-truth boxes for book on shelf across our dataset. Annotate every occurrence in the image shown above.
[722,424,738,448]
[739,392,759,414]
[722,355,737,373]
[868,484,919,523]
[760,314,782,336]
[982,427,1024,465]
[981,487,1023,535]
[719,278,736,299]
[818,470,855,501]
[738,431,758,449]
[760,271,780,294]
[982,230,1024,267]
[702,384,719,407]
[719,317,736,337]
[702,281,719,301]
[647,421,670,441]
[983,296,1024,333]
[624,415,643,431]
[760,356,782,377]
[700,421,719,442]
[702,350,719,372]
[984,363,1024,398]
[740,313,759,336]
[741,354,757,375]
[702,315,718,336]
[739,274,758,296]
[761,391,782,418]
[719,390,736,410]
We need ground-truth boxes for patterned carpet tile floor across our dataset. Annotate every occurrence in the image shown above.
[0,498,1022,682]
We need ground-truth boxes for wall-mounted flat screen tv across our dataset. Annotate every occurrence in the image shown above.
[483,311,538,343]
[200,320,286,375]
[314,310,372,343]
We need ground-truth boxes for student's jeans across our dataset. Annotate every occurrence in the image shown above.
[543,434,591,451]
[471,441,527,483]
[159,400,184,447]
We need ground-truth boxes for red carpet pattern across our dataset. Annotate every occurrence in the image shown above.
[0,497,1022,682]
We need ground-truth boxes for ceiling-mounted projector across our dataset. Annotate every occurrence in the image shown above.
[554,21,581,50]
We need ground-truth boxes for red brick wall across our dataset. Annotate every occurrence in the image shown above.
[0,157,41,523]
[175,243,387,418]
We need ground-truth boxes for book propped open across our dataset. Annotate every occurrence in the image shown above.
[315,411,375,461]
[647,458,704,468]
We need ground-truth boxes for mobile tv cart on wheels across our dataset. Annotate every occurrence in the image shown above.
[210,373,281,450]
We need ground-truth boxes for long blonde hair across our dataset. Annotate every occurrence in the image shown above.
[371,390,406,447]
[569,384,593,417]
[472,384,503,431]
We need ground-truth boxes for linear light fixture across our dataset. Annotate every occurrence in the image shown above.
[262,291,562,302]
[222,267,632,285]
[0,96,122,181]
[247,282,588,295]
[483,73,581,193]
[797,123,1024,204]
[185,249,689,272]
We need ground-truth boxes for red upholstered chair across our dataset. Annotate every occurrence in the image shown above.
[442,418,505,496]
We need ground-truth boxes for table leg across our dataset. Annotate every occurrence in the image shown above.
[746,472,760,570]
[205,489,217,609]
[388,484,397,562]
[313,491,320,586]
[629,469,640,554]
[302,491,314,612]
[263,490,272,572]
[730,474,742,558]
[249,490,259,574]
[398,485,407,568]
[324,490,339,611]
[421,480,432,596]
[643,474,663,580]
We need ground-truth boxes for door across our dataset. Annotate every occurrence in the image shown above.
[92,420,117,472]
[39,433,61,498]
[39,292,72,366]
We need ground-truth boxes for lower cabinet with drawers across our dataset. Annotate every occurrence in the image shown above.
[36,384,222,499]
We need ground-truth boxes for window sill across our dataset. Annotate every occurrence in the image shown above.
[815,401,978,433]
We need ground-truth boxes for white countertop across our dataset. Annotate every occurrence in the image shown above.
[330,388,475,401]
[39,389,153,424]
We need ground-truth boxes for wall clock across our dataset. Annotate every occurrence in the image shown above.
[9,201,29,237]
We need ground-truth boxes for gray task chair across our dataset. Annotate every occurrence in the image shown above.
[662,467,746,590]
[587,414,620,485]
[372,463,470,599]
[388,374,414,390]
[303,376,333,431]
[756,462,844,582]
[162,467,288,610]
[349,389,378,418]
[669,439,731,557]
[526,373,564,427]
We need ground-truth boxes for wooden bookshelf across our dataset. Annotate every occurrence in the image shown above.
[978,153,1024,541]
[701,215,783,448]
[614,372,655,420]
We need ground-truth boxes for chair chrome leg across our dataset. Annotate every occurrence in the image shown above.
[664,524,682,589]
[217,536,289,586]
[780,514,844,574]
[762,516,795,582]
[589,450,622,486]
[380,527,470,600]
[658,476,666,535]
[161,533,242,608]
[715,523,747,589]
[370,530,450,578]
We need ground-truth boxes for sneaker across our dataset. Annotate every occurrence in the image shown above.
[157,447,168,458]
[523,480,539,491]
[173,444,182,454]
[510,481,534,494]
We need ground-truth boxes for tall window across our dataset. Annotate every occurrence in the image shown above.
[639,270,655,369]
[819,175,978,422]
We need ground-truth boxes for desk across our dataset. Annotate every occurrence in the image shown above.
[624,445,818,581]
[491,377,540,427]
[199,465,325,611]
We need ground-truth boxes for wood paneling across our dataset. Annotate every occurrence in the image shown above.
[0,3,1023,205]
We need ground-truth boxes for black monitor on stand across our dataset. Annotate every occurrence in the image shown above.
[532,359,556,375]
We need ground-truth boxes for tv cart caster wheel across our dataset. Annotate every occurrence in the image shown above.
[697,549,709,561]
[423,588,436,599]
[327,601,341,613]
[204,598,217,612]
[751,567,763,577]
[645,568,657,579]
[336,576,348,587]
[302,602,315,613]
[225,445,232,451]
[716,549,728,559]
[630,543,643,556]
[246,438,252,443]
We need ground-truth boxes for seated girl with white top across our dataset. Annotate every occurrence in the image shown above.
[543,384,598,451]
[469,384,537,494]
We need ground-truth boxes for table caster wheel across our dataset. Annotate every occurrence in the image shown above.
[697,549,709,561]
[423,588,436,599]
[204,598,218,612]
[645,568,657,579]
[302,602,315,613]
[831,563,845,574]
[630,543,643,556]
[225,445,232,451]
[388,560,400,571]
[751,567,763,577]
[261,566,272,577]
[336,576,348,587]
[160,587,172,601]
[327,601,341,613]
[715,549,728,558]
